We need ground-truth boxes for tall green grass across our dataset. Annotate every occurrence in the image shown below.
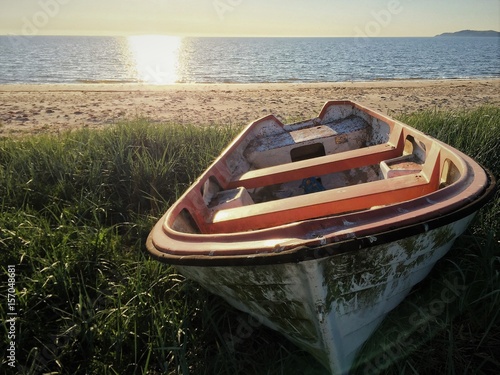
[1,106,498,374]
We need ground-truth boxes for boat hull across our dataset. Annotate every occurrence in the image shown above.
[176,214,476,374]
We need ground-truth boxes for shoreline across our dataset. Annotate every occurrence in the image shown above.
[1,77,499,91]
[1,78,498,136]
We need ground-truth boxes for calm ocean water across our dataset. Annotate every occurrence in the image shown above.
[0,35,498,84]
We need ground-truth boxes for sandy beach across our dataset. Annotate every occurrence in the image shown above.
[0,79,498,136]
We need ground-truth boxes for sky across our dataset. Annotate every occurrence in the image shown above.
[0,0,499,37]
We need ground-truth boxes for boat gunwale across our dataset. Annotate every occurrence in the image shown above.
[146,167,496,267]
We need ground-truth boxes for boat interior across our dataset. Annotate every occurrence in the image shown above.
[169,102,465,235]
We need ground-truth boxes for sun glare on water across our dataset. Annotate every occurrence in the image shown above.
[127,35,182,84]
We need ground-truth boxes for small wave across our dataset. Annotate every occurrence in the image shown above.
[76,79,139,84]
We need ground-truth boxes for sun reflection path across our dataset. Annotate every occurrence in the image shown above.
[127,35,182,84]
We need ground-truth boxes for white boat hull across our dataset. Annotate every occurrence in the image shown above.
[177,214,476,374]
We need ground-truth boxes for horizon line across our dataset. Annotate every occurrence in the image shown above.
[0,33,491,38]
[1,29,498,38]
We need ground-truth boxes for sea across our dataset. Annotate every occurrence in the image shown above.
[0,35,498,85]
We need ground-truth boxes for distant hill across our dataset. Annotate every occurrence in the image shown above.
[436,30,500,37]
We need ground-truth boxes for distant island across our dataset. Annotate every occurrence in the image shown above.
[436,30,500,37]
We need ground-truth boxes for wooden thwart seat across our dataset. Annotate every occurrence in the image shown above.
[208,173,436,233]
[227,143,402,190]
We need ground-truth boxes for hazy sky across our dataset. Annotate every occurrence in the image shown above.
[1,0,499,37]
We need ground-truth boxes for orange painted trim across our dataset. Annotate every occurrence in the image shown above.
[227,143,401,190]
[210,173,434,233]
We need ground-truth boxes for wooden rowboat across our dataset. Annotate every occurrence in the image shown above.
[146,101,495,374]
